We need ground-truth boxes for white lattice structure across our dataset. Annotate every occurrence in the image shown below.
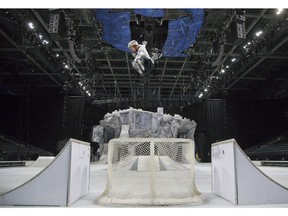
[97,138,205,206]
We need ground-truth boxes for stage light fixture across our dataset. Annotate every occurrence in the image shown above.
[28,22,34,29]
[256,31,263,37]
[43,40,49,45]
[276,8,283,15]
[199,93,203,98]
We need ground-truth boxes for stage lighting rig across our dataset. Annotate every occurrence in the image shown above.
[28,22,35,29]
[203,9,288,100]
[48,13,65,41]
[60,11,82,64]
[210,10,236,68]
[276,8,284,15]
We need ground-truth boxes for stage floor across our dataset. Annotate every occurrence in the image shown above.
[72,162,288,208]
[1,162,288,208]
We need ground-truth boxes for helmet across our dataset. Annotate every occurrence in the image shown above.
[128,40,138,48]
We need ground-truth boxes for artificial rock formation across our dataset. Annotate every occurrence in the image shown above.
[92,107,197,144]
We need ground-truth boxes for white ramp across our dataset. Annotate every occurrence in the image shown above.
[0,138,90,206]
[29,156,55,167]
[211,139,288,205]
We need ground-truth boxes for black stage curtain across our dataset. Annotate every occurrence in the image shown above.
[184,99,238,162]
[204,99,224,145]
[65,96,85,139]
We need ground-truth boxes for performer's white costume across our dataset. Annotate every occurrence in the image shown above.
[128,40,155,76]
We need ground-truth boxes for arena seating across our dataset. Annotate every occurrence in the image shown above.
[245,133,288,161]
[0,135,53,161]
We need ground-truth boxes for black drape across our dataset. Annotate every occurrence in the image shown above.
[204,99,224,145]
[183,99,238,162]
[65,96,85,139]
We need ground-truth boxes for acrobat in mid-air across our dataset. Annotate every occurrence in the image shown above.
[128,40,161,76]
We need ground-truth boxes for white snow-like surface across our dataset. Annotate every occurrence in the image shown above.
[0,162,288,208]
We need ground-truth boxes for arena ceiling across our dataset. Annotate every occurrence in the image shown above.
[0,8,287,109]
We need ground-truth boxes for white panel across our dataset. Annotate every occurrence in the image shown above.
[0,138,90,206]
[211,140,237,204]
[0,143,71,206]
[212,139,288,205]
[235,143,288,205]
[68,141,90,205]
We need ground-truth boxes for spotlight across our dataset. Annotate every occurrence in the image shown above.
[247,42,251,45]
[256,31,263,37]
[276,8,283,15]
[83,86,86,90]
[43,40,49,45]
[221,69,225,73]
[86,91,89,94]
[38,34,43,39]
[28,22,34,29]
[204,88,208,92]
[79,81,82,86]
[226,66,229,68]
[199,93,203,98]
[64,65,69,69]
[88,93,91,97]
[56,54,59,57]
[231,58,236,62]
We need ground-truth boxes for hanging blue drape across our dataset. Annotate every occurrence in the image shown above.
[95,9,131,52]
[162,9,204,57]
[94,9,204,57]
